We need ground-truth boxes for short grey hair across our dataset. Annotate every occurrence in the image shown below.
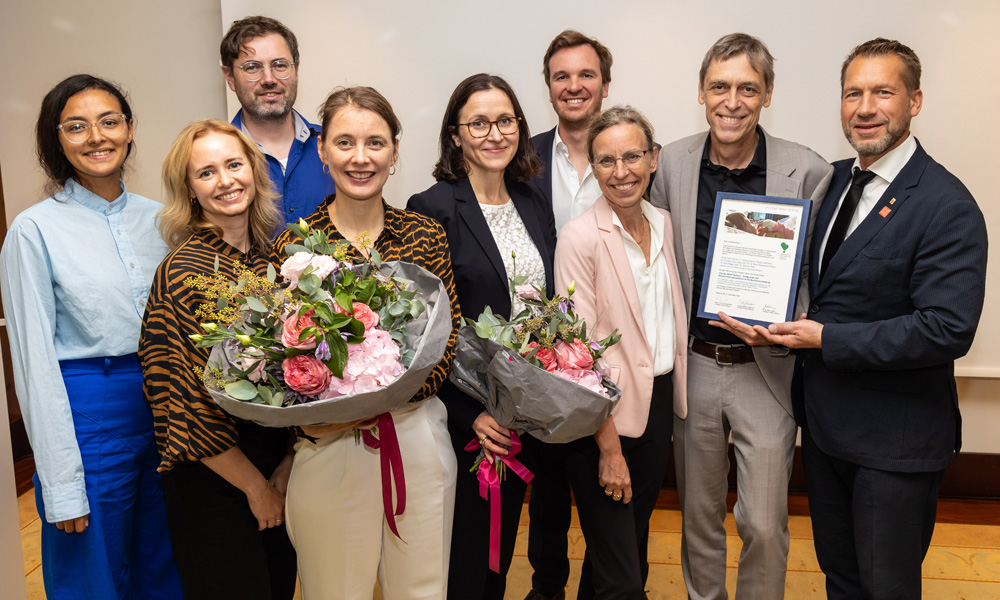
[699,33,775,91]
[586,105,656,162]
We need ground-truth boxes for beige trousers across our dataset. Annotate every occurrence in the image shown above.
[285,397,457,599]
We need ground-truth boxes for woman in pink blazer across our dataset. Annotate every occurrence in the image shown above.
[554,105,688,600]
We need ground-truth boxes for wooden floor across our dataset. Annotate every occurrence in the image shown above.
[18,489,1000,599]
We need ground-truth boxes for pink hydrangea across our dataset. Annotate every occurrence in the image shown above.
[553,368,607,397]
[318,329,405,399]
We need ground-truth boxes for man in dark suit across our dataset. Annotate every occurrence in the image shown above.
[523,30,613,600]
[530,30,611,231]
[761,38,988,599]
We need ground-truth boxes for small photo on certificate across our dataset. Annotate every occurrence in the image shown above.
[697,192,811,327]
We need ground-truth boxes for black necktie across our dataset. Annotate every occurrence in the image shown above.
[821,167,877,280]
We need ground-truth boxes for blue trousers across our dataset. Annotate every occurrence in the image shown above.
[36,354,182,599]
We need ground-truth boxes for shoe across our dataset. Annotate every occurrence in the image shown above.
[523,590,566,600]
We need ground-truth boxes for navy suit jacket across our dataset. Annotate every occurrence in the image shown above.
[407,178,557,432]
[530,126,557,206]
[797,140,987,473]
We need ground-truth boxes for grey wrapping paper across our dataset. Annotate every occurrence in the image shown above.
[449,327,621,443]
[207,261,452,427]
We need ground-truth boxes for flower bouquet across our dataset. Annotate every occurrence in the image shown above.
[189,221,452,428]
[450,275,622,571]
[450,277,621,444]
[188,221,452,539]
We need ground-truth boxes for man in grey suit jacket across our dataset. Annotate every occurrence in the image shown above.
[650,33,832,599]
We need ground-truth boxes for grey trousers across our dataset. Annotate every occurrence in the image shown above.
[674,351,797,600]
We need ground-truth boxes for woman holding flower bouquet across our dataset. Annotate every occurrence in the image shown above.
[554,106,688,599]
[0,75,182,599]
[407,73,557,599]
[269,87,461,600]
[139,119,297,599]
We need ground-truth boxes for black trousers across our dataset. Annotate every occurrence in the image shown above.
[802,426,946,600]
[446,421,540,600]
[566,375,674,600]
[161,424,297,600]
[526,440,572,595]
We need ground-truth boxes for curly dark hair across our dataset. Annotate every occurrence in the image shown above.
[431,73,540,183]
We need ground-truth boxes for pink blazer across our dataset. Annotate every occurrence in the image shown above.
[554,195,688,438]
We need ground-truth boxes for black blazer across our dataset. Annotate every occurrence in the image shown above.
[407,178,557,432]
[796,140,988,473]
[529,126,557,204]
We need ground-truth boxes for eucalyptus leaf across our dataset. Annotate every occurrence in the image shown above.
[224,380,260,401]
[266,262,276,283]
[245,296,268,312]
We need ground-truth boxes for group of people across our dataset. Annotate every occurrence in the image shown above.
[0,13,987,600]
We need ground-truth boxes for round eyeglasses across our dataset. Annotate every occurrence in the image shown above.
[456,116,521,138]
[592,150,652,173]
[235,59,295,82]
[57,114,128,144]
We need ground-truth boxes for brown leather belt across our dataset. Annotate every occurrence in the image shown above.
[691,338,755,366]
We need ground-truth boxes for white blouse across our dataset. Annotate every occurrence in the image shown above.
[479,199,546,317]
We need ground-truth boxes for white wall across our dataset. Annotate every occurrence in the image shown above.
[0,2,995,471]
[220,0,1000,376]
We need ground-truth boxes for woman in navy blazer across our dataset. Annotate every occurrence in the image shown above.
[407,73,556,600]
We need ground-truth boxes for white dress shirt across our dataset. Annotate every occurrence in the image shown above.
[818,134,918,272]
[611,200,676,375]
[551,127,601,232]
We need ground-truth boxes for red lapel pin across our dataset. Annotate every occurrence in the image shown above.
[879,206,891,218]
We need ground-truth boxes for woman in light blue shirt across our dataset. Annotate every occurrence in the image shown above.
[0,75,181,599]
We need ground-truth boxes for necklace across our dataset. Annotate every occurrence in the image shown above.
[633,214,648,247]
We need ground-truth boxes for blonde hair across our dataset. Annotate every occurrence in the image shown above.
[159,119,279,252]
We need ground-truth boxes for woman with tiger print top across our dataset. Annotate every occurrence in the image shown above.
[268,87,461,599]
[139,119,297,600]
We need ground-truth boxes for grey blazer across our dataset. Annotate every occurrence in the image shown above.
[649,128,833,416]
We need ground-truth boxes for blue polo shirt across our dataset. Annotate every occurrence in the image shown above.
[231,109,335,233]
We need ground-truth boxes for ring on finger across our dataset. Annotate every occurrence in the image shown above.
[613,493,623,501]
[604,488,613,496]
[479,436,487,446]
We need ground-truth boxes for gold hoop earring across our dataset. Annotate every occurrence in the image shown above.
[389,165,396,176]
[189,197,197,205]
[322,164,330,174]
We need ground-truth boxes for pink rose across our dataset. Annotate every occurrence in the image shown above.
[282,355,332,396]
[352,302,380,331]
[281,309,318,349]
[515,283,542,301]
[554,338,594,370]
[523,342,558,372]
[279,252,314,289]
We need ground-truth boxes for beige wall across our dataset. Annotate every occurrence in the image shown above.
[0,0,227,216]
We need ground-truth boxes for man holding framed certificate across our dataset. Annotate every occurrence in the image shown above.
[650,33,832,600]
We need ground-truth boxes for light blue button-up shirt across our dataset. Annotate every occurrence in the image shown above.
[0,178,167,522]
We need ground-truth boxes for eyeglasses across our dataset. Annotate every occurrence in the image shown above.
[57,114,129,144]
[456,116,521,138]
[235,59,295,82]
[592,149,652,172]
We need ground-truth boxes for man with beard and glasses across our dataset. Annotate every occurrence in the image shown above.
[221,16,334,230]
[522,29,612,600]
[758,38,987,599]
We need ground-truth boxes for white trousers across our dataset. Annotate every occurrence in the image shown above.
[286,397,457,600]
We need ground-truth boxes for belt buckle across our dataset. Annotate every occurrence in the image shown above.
[713,343,734,367]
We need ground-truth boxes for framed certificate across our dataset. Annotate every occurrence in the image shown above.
[697,192,811,327]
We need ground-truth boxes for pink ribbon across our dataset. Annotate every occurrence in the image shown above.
[464,431,534,572]
[363,412,406,541]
